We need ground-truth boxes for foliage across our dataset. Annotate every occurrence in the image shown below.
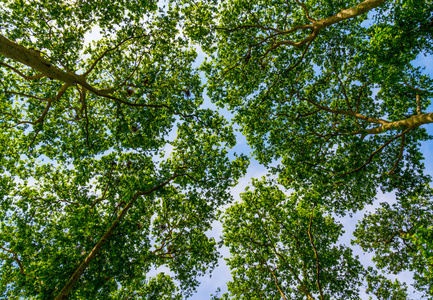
[364,268,409,300]
[222,179,364,300]
[0,0,433,299]
[188,0,433,214]
[182,0,433,297]
[354,186,433,297]
[0,0,248,298]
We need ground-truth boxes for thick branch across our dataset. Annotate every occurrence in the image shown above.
[316,0,387,28]
[0,35,79,85]
[54,173,184,300]
[302,96,433,134]
[361,113,433,134]
[0,35,161,109]
[307,209,324,300]
[218,0,387,55]
[416,94,421,115]
[272,28,319,49]
[272,0,388,48]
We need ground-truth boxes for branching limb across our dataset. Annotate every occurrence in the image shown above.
[15,83,70,126]
[300,96,389,126]
[0,245,46,289]
[274,27,320,48]
[353,113,433,134]
[233,0,388,51]
[294,0,316,22]
[401,81,425,115]
[254,240,288,300]
[387,133,406,175]
[83,32,147,76]
[307,207,324,300]
[0,245,26,276]
[55,172,185,300]
[2,90,49,101]
[267,265,288,300]
[28,127,42,151]
[402,81,425,93]
[17,101,52,126]
[0,35,179,111]
[0,61,45,80]
[341,128,411,176]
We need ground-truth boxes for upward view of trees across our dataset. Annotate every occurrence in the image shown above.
[0,0,432,299]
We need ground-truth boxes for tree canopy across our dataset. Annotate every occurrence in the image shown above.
[0,0,432,299]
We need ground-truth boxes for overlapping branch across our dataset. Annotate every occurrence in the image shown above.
[307,208,324,300]
[0,61,44,80]
[54,172,186,300]
[218,0,387,52]
[0,34,172,110]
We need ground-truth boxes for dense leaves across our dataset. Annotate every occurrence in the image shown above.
[222,179,364,299]
[192,0,433,213]
[0,0,249,298]
[354,186,433,297]
[184,0,433,298]
[1,0,433,299]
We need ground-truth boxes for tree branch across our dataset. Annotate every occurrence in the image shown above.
[267,266,288,300]
[54,172,184,300]
[15,83,70,126]
[294,0,316,22]
[341,128,411,176]
[258,0,387,49]
[300,96,389,126]
[0,35,169,110]
[307,207,324,300]
[0,61,45,80]
[83,33,147,76]
[387,133,406,175]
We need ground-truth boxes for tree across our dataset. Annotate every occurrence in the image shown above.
[221,179,364,300]
[0,1,248,299]
[1,0,433,299]
[186,0,433,212]
[354,185,433,297]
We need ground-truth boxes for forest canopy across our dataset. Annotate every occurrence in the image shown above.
[0,0,432,299]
